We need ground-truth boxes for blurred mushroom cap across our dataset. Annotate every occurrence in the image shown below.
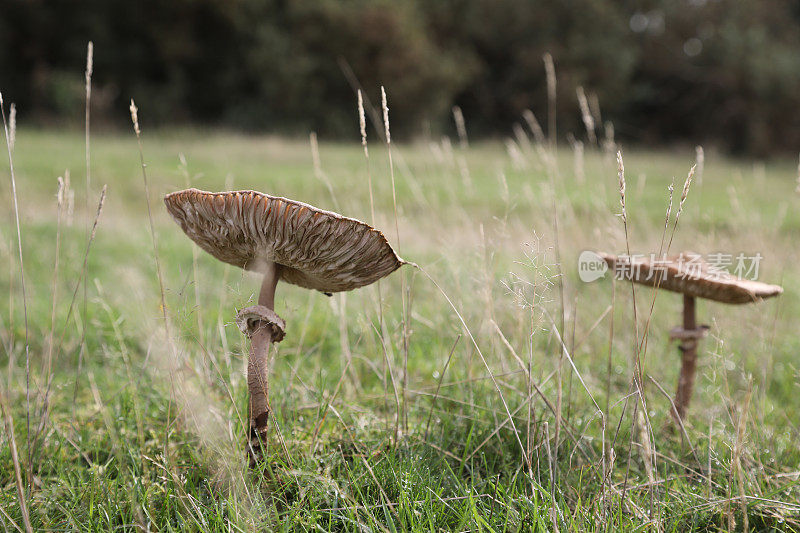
[165,189,405,293]
[598,251,782,304]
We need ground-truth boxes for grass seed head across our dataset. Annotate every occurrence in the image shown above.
[676,164,696,220]
[666,179,675,222]
[357,90,367,148]
[57,175,65,205]
[381,86,390,144]
[129,99,140,137]
[85,41,94,84]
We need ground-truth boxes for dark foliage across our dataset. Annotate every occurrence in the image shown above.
[1,0,799,154]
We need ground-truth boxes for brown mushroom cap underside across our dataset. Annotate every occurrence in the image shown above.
[165,188,405,293]
[598,251,783,304]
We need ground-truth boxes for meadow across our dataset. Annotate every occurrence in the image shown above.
[1,123,799,531]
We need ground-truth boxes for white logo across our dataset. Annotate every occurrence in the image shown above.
[578,250,608,282]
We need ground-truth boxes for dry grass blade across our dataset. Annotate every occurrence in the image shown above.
[381,86,411,435]
[647,375,700,462]
[381,86,400,250]
[452,105,468,149]
[130,100,172,344]
[522,109,546,145]
[357,90,374,224]
[695,146,704,186]
[0,92,32,492]
[0,390,33,533]
[571,138,585,184]
[541,308,601,413]
[309,132,340,211]
[602,121,616,162]
[731,385,753,532]
[617,151,627,224]
[62,185,107,399]
[463,390,535,464]
[311,359,351,453]
[576,87,596,145]
[543,52,557,148]
[417,265,530,467]
[8,103,15,153]
[46,175,68,380]
[77,40,94,420]
[370,322,401,443]
[29,175,69,463]
[423,334,461,440]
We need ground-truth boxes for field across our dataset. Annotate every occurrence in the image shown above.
[1,126,799,531]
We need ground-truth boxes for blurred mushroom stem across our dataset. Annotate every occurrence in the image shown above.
[238,261,286,467]
[671,294,705,423]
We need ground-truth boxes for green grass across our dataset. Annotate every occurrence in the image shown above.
[1,127,799,531]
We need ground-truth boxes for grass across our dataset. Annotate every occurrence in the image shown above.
[1,126,799,531]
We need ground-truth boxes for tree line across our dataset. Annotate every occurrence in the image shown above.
[2,0,799,154]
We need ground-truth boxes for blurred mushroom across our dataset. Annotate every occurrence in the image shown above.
[598,251,782,422]
[165,188,406,465]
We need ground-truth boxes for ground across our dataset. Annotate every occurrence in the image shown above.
[1,128,799,531]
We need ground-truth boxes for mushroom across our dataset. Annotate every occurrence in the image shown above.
[598,251,782,422]
[164,188,406,465]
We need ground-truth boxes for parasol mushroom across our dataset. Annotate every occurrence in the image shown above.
[164,188,406,465]
[598,251,782,422]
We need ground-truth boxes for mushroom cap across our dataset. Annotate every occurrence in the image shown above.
[164,188,405,293]
[598,251,782,304]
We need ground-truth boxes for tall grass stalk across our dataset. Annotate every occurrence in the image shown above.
[570,137,585,184]
[357,90,388,416]
[602,121,616,165]
[77,41,93,407]
[59,186,107,356]
[543,53,557,151]
[614,150,654,515]
[358,91,374,225]
[576,87,596,146]
[31,174,69,463]
[309,132,340,211]
[381,86,410,436]
[0,92,31,495]
[130,100,176,461]
[130,100,171,343]
[452,105,468,150]
[0,390,32,533]
[8,103,15,153]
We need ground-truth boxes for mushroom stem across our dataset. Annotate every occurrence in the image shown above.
[258,261,281,310]
[246,262,283,466]
[247,322,274,465]
[673,294,698,422]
